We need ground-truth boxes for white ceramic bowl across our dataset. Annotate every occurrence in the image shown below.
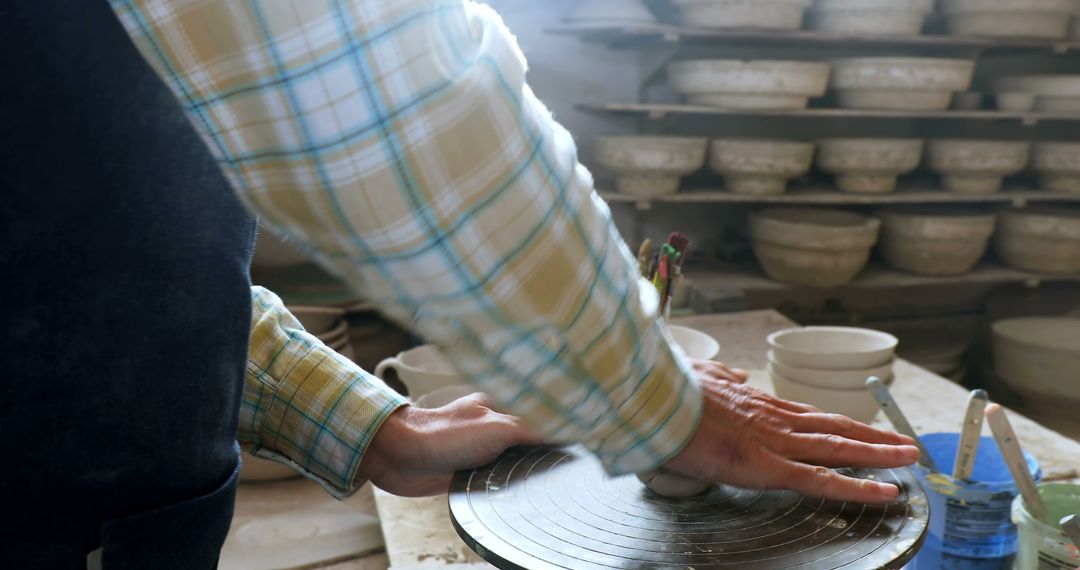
[565,0,657,23]
[669,324,721,360]
[769,371,883,423]
[879,208,996,275]
[995,207,1080,273]
[996,92,1037,112]
[993,317,1080,413]
[1033,141,1080,193]
[768,326,898,369]
[709,139,815,195]
[943,0,1078,39]
[674,0,812,30]
[668,59,830,110]
[831,57,975,110]
[750,208,881,286]
[817,138,924,193]
[811,0,929,35]
[926,140,1032,194]
[593,136,707,197]
[994,75,1080,97]
[767,350,894,390]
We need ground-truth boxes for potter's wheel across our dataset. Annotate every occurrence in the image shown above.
[449,446,928,569]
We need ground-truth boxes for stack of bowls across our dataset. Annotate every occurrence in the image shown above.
[709,139,815,195]
[926,140,1032,194]
[749,208,881,287]
[993,317,1080,422]
[667,59,830,110]
[672,0,812,30]
[995,207,1080,274]
[817,138,924,193]
[593,136,707,197]
[809,0,932,35]
[879,208,996,275]
[1033,141,1080,193]
[942,0,1080,39]
[767,327,898,423]
[830,57,975,111]
[994,75,1080,114]
[290,305,353,360]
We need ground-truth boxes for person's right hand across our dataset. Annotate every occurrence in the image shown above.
[663,376,920,504]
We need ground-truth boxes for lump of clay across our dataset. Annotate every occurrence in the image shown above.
[637,469,714,498]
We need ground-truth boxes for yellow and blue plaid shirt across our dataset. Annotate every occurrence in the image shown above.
[110,0,703,496]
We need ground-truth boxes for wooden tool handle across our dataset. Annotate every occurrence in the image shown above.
[866,376,937,471]
[985,404,1047,522]
[952,389,988,480]
[1061,515,1080,548]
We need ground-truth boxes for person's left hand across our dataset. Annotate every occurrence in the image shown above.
[357,393,544,496]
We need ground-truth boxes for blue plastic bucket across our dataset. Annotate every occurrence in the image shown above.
[909,432,1042,570]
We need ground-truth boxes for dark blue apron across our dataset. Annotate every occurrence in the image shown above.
[1,1,255,568]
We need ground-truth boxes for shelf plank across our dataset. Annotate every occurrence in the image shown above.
[580,102,1080,123]
[600,188,1080,206]
[688,262,1080,293]
[547,22,1080,52]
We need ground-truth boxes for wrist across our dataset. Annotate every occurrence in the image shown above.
[356,404,422,486]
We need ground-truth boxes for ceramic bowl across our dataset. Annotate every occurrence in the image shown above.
[593,136,708,197]
[767,350,894,390]
[375,344,460,398]
[750,208,881,286]
[926,140,1032,194]
[288,305,346,335]
[879,208,996,275]
[669,324,721,360]
[673,0,812,30]
[943,0,1077,39]
[993,317,1080,412]
[810,0,929,35]
[996,92,1036,112]
[708,139,815,195]
[817,138,924,193]
[994,75,1080,97]
[315,320,349,344]
[1033,141,1080,193]
[995,207,1080,273]
[768,326,898,369]
[565,0,657,23]
[769,370,884,423]
[668,59,830,110]
[831,57,975,110]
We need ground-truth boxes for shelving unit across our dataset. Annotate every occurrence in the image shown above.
[600,188,1080,208]
[580,102,1080,125]
[547,23,1080,53]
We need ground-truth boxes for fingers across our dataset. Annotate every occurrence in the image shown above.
[771,432,920,469]
[790,413,915,446]
[761,452,901,504]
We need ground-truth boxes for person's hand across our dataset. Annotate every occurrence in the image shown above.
[663,377,920,504]
[357,393,543,497]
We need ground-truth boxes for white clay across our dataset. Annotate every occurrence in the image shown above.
[637,469,714,498]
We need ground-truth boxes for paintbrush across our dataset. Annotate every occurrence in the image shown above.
[953,389,988,480]
[637,239,653,278]
[986,403,1047,521]
[866,376,938,471]
[1061,515,1080,548]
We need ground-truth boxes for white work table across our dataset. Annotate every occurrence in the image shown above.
[226,310,1080,569]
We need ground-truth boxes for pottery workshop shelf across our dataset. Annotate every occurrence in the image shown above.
[689,262,1080,295]
[600,188,1080,208]
[580,102,1080,125]
[547,23,1080,54]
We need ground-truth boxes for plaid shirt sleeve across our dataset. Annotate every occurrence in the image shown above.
[108,0,703,476]
[242,286,408,497]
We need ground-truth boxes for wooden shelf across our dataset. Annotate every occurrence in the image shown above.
[547,22,1080,53]
[688,262,1080,293]
[601,188,1080,207]
[580,102,1080,124]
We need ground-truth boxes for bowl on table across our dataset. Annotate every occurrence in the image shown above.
[668,324,721,360]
